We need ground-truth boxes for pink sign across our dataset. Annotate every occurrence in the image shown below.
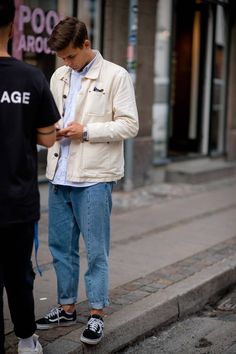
[13,3,61,59]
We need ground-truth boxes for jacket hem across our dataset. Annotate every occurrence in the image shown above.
[46,174,123,183]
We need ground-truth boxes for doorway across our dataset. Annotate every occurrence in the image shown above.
[168,0,209,158]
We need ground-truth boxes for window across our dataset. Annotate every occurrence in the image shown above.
[12,0,73,80]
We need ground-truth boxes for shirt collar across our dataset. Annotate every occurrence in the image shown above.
[72,51,97,77]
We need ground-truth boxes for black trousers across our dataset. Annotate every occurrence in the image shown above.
[0,222,36,354]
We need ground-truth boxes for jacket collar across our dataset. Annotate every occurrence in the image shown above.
[59,50,103,84]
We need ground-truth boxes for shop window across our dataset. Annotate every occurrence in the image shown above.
[12,0,73,80]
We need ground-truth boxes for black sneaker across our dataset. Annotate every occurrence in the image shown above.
[36,306,76,329]
[80,314,104,345]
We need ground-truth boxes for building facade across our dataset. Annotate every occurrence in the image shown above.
[11,0,236,189]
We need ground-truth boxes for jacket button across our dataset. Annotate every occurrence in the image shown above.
[54,153,59,157]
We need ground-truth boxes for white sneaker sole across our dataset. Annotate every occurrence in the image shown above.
[36,320,77,330]
[80,333,103,345]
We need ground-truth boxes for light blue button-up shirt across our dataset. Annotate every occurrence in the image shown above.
[53,57,97,187]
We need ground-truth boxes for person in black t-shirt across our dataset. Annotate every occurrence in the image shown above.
[0,1,60,353]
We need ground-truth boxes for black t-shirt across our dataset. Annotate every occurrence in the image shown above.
[0,57,60,225]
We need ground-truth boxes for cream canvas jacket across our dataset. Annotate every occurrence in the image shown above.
[46,51,139,182]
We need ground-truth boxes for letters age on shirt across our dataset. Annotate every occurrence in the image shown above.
[0,91,31,104]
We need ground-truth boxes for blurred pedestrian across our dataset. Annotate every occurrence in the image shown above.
[35,17,139,345]
[0,1,60,353]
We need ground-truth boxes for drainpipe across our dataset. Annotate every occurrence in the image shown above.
[124,0,138,192]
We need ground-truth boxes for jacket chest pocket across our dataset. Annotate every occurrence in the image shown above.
[85,90,107,116]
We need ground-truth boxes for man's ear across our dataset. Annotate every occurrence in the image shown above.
[84,39,91,49]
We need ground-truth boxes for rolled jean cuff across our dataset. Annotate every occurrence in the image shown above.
[59,297,77,305]
[89,299,109,309]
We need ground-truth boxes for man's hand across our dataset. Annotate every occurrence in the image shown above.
[58,121,84,141]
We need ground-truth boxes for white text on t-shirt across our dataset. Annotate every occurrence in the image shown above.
[0,91,31,104]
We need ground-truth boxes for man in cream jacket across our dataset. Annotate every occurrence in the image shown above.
[36,17,138,345]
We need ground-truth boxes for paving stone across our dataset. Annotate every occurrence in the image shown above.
[122,282,143,291]
[141,283,166,292]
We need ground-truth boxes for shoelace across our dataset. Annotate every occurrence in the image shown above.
[87,318,103,333]
[45,307,62,321]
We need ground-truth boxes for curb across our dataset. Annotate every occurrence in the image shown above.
[43,255,236,354]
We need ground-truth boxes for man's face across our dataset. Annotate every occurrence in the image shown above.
[56,41,89,71]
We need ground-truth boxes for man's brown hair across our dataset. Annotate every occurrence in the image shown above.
[48,17,88,51]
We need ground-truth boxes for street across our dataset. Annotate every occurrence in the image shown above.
[119,285,236,354]
[4,176,236,353]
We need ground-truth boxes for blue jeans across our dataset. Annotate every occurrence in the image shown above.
[48,182,113,309]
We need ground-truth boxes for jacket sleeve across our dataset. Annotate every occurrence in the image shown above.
[87,70,139,142]
[50,72,60,108]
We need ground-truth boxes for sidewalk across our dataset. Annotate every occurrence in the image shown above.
[5,177,236,353]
